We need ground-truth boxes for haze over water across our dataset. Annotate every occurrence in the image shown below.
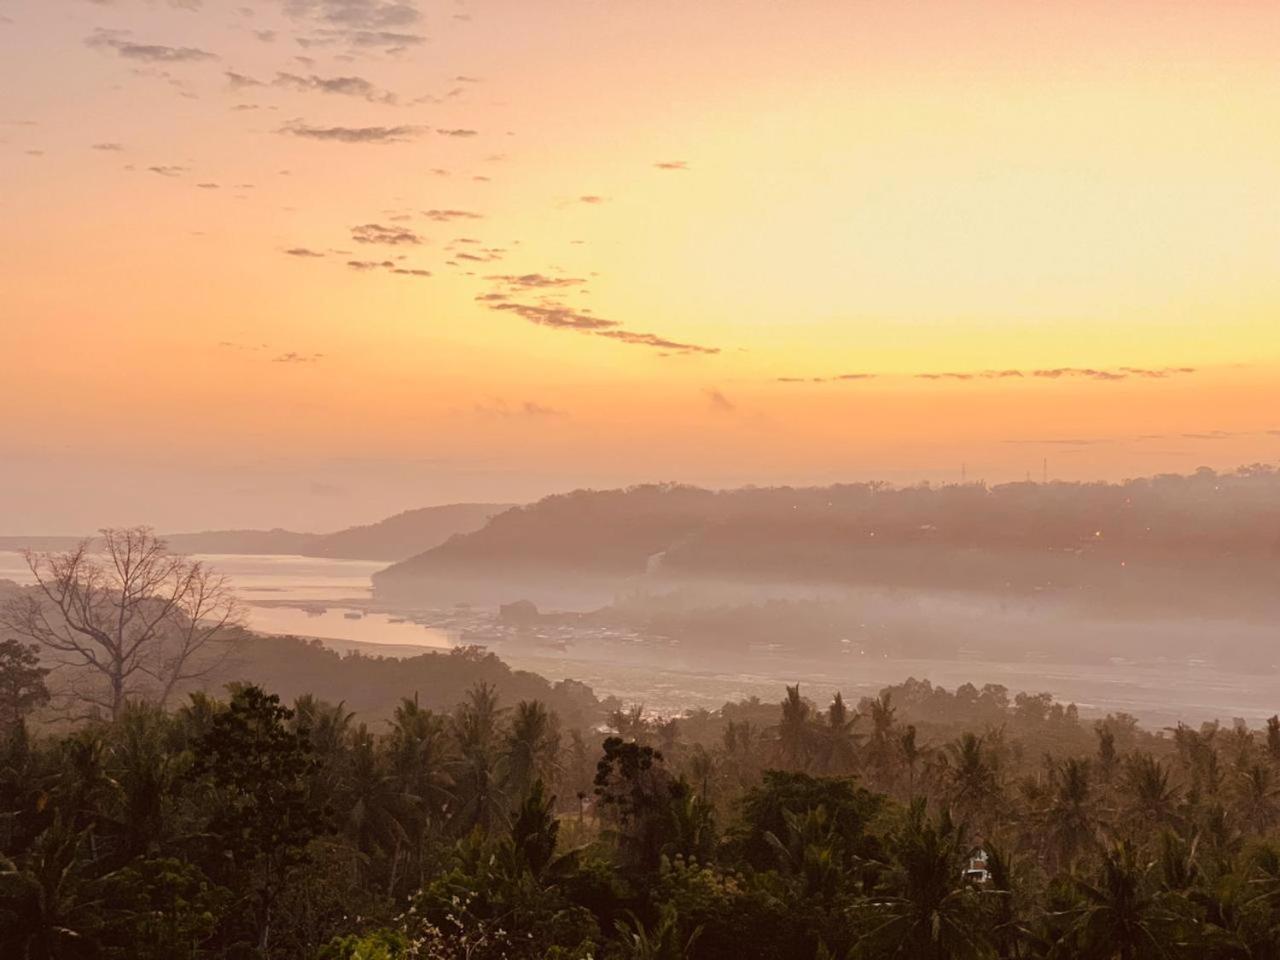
[8,548,1272,727]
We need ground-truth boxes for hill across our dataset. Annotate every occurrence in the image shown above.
[208,632,603,729]
[304,503,512,561]
[371,467,1280,616]
[0,502,511,564]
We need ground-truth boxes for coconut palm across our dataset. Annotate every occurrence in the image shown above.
[1049,839,1186,960]
[451,682,508,832]
[1122,755,1181,831]
[609,703,649,742]
[944,733,1000,827]
[291,694,354,811]
[864,692,898,789]
[103,701,176,859]
[899,724,925,800]
[816,692,861,775]
[852,799,993,959]
[341,725,410,889]
[388,694,456,814]
[387,694,456,888]
[722,719,761,792]
[1233,762,1280,834]
[502,699,560,803]
[1041,757,1098,872]
[0,816,103,960]
[777,685,814,771]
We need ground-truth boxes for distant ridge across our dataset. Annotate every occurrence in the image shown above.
[371,468,1280,614]
[0,502,513,564]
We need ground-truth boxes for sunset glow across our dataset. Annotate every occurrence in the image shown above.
[3,0,1278,530]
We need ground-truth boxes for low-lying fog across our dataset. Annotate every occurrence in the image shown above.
[6,549,1272,728]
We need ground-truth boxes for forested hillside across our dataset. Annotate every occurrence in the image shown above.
[374,466,1280,616]
[5,655,1280,959]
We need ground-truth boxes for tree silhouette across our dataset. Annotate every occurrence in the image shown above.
[0,529,241,720]
[777,685,814,771]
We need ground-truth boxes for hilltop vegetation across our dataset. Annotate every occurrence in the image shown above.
[6,656,1280,958]
[375,466,1280,611]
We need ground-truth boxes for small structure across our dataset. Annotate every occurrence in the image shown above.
[962,845,991,886]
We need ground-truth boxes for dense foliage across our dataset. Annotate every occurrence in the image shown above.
[5,658,1280,959]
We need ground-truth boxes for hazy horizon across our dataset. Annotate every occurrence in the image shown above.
[1,457,1273,536]
[3,0,1278,534]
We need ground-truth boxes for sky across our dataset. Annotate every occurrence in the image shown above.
[1,0,1278,533]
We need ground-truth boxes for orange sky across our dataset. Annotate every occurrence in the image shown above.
[1,0,1278,531]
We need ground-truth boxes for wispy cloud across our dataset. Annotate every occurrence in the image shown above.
[423,209,483,221]
[913,366,1197,382]
[654,160,688,170]
[351,223,422,245]
[490,302,614,331]
[280,0,421,31]
[284,247,326,257]
[86,29,217,63]
[475,399,568,419]
[225,70,264,89]
[274,72,397,104]
[346,259,430,278]
[280,122,425,144]
[777,373,877,384]
[596,330,718,354]
[486,273,585,289]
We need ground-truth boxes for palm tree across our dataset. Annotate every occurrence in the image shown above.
[614,904,703,960]
[0,816,103,959]
[609,704,649,742]
[388,694,456,813]
[655,717,681,757]
[1267,716,1280,765]
[944,733,1000,828]
[851,799,993,959]
[721,720,761,792]
[1169,722,1223,803]
[764,804,843,900]
[685,744,716,805]
[899,725,924,800]
[1096,725,1120,787]
[341,726,410,890]
[1121,755,1181,831]
[1042,757,1098,872]
[502,700,560,803]
[387,695,456,887]
[816,692,861,775]
[452,682,508,832]
[1233,762,1280,834]
[1049,840,1185,960]
[864,692,898,789]
[174,691,224,746]
[104,701,176,859]
[777,685,814,771]
[291,695,355,811]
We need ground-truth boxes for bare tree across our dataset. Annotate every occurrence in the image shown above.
[0,527,243,720]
